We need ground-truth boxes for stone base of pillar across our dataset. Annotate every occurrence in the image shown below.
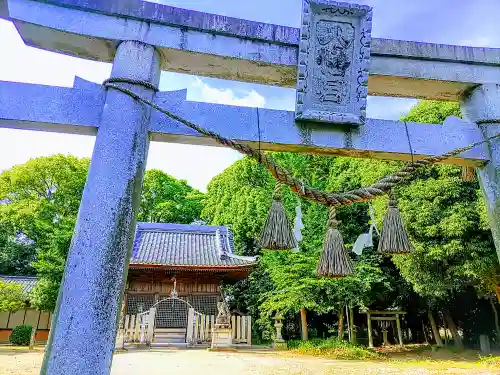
[480,334,491,355]
[114,329,125,351]
[273,339,287,351]
[211,326,233,349]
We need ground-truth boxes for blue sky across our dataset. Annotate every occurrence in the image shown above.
[0,0,499,191]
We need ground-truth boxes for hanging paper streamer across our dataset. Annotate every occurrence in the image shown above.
[292,202,305,253]
[352,204,380,255]
[293,204,304,243]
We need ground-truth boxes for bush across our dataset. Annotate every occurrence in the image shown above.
[287,337,383,360]
[9,324,33,346]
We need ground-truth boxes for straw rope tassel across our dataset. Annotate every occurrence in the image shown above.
[377,191,413,254]
[259,182,296,250]
[317,206,354,278]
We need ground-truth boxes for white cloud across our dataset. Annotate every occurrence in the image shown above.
[367,97,419,120]
[0,21,246,191]
[190,77,266,107]
[0,20,111,86]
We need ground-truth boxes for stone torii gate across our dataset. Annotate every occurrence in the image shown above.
[1,0,500,373]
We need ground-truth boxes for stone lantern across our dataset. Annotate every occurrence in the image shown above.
[273,314,286,350]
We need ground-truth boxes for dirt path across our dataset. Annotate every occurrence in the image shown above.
[0,348,498,375]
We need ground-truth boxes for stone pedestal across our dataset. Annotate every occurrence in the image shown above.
[211,326,233,349]
[480,334,491,355]
[211,301,233,349]
[382,329,389,346]
[273,315,287,350]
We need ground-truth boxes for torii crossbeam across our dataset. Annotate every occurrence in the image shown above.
[1,0,500,374]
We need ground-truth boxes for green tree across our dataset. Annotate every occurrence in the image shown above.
[205,100,500,344]
[0,281,25,312]
[139,169,204,224]
[0,155,89,312]
[204,155,395,339]
[0,156,205,311]
[343,100,497,346]
[0,222,35,275]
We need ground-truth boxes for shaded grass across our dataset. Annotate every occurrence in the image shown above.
[287,337,383,360]
[287,340,500,372]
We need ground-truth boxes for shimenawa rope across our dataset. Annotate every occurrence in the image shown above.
[103,78,500,208]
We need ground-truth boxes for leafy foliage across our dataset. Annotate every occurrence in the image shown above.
[139,169,204,224]
[403,100,460,123]
[206,99,500,342]
[0,281,25,312]
[0,222,35,275]
[287,337,381,360]
[0,156,205,311]
[0,155,89,311]
[387,102,496,302]
[205,155,395,337]
[0,99,498,345]
[9,324,32,346]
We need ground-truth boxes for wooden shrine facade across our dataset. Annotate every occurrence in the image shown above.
[124,223,257,329]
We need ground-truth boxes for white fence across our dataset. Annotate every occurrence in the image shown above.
[187,309,215,344]
[232,315,252,344]
[117,307,251,348]
[186,308,251,346]
[117,307,156,347]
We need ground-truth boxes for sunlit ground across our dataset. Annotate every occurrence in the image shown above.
[1,346,499,375]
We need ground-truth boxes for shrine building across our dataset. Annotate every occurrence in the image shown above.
[0,222,257,343]
[125,222,257,330]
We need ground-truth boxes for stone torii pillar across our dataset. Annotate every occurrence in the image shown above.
[461,85,500,261]
[40,41,160,375]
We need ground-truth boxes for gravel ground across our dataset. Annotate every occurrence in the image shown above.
[0,348,498,375]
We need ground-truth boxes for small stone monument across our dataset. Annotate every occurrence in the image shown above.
[211,301,233,349]
[273,314,287,350]
[29,326,37,350]
[479,334,491,355]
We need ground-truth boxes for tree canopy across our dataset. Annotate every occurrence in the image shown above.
[0,281,25,312]
[0,155,204,311]
[204,155,396,337]
[205,100,500,343]
[1,99,499,346]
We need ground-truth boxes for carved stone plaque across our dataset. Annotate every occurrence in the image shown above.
[296,0,372,125]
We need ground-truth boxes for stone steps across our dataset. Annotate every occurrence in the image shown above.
[150,342,189,348]
[153,328,186,345]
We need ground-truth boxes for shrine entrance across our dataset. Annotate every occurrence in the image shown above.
[148,297,193,346]
[152,297,192,329]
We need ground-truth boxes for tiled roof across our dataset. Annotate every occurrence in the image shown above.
[0,275,37,294]
[131,223,257,269]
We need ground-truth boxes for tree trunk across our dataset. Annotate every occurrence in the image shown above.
[443,308,463,349]
[349,307,357,344]
[338,308,344,340]
[428,311,443,347]
[421,320,429,344]
[489,296,500,343]
[300,308,308,341]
